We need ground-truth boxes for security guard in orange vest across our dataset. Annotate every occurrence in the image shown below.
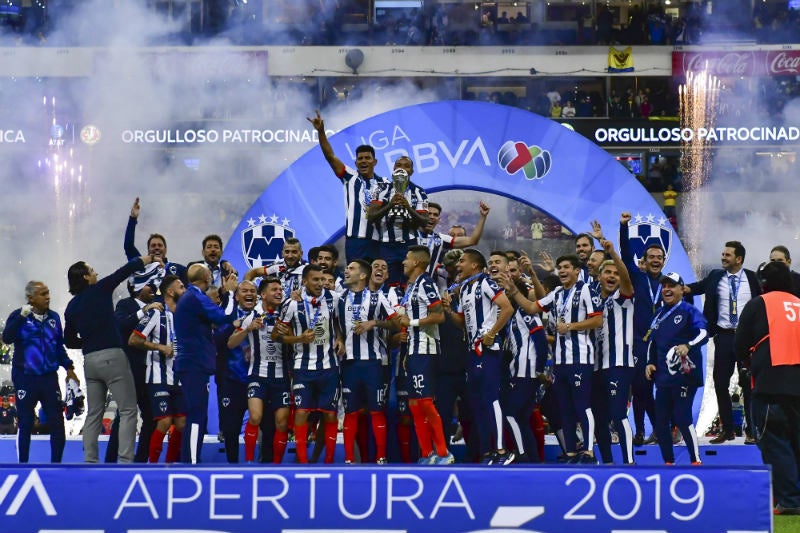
[735,260,800,516]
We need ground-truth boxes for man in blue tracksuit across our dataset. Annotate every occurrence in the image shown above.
[4,281,79,462]
[174,263,238,464]
[645,272,708,465]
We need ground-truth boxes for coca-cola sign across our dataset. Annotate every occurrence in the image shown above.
[674,50,800,77]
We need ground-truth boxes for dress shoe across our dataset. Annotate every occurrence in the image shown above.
[709,431,735,444]
[633,433,645,446]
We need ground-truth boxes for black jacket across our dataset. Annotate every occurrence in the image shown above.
[687,268,761,336]
[114,297,149,368]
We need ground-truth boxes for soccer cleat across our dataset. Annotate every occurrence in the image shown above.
[434,451,455,465]
[745,434,757,445]
[578,452,599,465]
[644,433,658,445]
[566,453,582,464]
[555,454,571,464]
[418,451,437,465]
[691,461,702,466]
[376,457,388,465]
[513,452,530,464]
[480,452,497,465]
[664,462,675,465]
[344,460,354,465]
[672,428,683,444]
[494,450,516,466]
[709,431,735,444]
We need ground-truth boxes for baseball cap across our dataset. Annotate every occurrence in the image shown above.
[660,272,684,286]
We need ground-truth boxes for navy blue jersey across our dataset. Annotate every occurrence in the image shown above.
[647,301,708,387]
[214,306,253,383]
[173,284,237,375]
[620,222,665,340]
[3,309,73,375]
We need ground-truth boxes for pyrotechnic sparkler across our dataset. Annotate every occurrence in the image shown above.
[679,65,720,271]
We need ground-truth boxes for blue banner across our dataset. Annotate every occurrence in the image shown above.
[0,465,771,532]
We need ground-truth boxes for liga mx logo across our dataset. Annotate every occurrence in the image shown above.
[241,214,296,268]
[498,140,552,180]
[627,213,673,264]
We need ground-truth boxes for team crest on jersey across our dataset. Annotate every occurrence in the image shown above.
[16,390,26,400]
[222,397,230,408]
[674,315,683,325]
[627,213,673,264]
[241,214,296,268]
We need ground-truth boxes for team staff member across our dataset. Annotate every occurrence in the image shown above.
[275,264,343,464]
[4,281,79,463]
[128,275,187,463]
[619,211,664,446]
[228,277,292,464]
[65,254,160,463]
[173,263,238,464]
[645,272,708,465]
[308,111,385,262]
[685,241,760,444]
[734,261,800,515]
[767,245,800,298]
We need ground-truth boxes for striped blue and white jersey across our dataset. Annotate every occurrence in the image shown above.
[400,273,441,356]
[134,308,176,386]
[417,231,455,276]
[279,289,339,371]
[264,261,307,299]
[247,304,287,379]
[338,288,397,361]
[596,289,636,370]
[505,309,548,379]
[338,166,386,239]
[373,181,428,243]
[537,280,603,365]
[457,274,504,350]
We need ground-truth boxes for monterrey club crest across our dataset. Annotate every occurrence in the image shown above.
[627,213,673,265]
[241,214,296,268]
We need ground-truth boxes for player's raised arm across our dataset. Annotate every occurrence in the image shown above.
[308,110,345,176]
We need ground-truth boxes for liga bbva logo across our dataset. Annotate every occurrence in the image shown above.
[498,141,552,180]
[241,214,296,268]
[627,213,673,264]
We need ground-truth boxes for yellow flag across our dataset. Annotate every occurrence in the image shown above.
[608,46,634,72]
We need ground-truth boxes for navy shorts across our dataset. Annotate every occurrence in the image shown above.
[501,377,540,415]
[292,367,340,412]
[406,355,436,400]
[341,359,386,413]
[247,376,291,409]
[395,371,409,415]
[345,237,380,263]
[148,383,186,419]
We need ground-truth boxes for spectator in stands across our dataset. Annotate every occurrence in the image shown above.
[662,185,678,219]
[561,100,576,118]
[577,97,593,117]
[514,11,528,24]
[596,5,614,44]
[640,96,652,118]
[497,11,509,24]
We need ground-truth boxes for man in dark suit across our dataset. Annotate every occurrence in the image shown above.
[685,241,761,444]
[769,245,800,298]
[106,282,162,462]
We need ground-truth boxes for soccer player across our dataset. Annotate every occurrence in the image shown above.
[4,281,79,463]
[338,259,397,463]
[246,238,307,298]
[592,237,636,464]
[368,156,430,284]
[274,264,343,463]
[494,255,548,463]
[123,197,187,291]
[645,273,708,465]
[395,245,453,464]
[447,249,515,464]
[504,254,603,463]
[128,275,187,463]
[173,264,239,464]
[228,277,292,463]
[65,254,161,463]
[417,201,490,277]
[308,110,385,262]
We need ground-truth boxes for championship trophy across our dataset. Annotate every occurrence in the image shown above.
[388,168,411,223]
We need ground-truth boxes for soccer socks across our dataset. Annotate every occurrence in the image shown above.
[397,418,413,463]
[149,429,166,463]
[420,398,448,457]
[343,412,360,463]
[357,411,371,462]
[273,429,288,464]
[165,429,182,464]
[409,402,433,458]
[324,419,338,464]
[370,411,388,460]
[295,423,309,463]
[244,421,260,462]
